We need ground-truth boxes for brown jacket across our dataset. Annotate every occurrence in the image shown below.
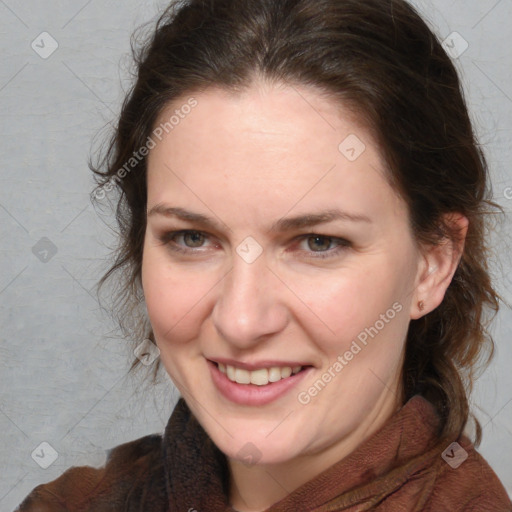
[16,395,512,511]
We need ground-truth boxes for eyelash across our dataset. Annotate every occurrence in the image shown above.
[158,230,351,259]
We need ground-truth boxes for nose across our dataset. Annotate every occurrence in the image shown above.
[212,252,289,350]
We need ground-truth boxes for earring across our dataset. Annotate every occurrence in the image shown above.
[418,300,425,312]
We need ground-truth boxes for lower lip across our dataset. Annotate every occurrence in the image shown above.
[208,360,312,406]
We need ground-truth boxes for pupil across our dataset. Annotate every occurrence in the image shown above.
[185,232,204,247]
[308,236,331,251]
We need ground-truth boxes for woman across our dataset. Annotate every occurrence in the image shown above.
[17,0,511,510]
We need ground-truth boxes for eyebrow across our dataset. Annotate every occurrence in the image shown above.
[147,204,372,232]
[147,205,226,229]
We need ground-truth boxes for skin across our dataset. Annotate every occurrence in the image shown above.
[141,79,468,511]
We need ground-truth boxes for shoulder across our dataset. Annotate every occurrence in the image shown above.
[424,436,512,511]
[16,434,165,512]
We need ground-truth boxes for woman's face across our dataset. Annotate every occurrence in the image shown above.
[142,81,425,467]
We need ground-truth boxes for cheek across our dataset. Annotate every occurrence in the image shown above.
[288,264,400,344]
[141,249,214,342]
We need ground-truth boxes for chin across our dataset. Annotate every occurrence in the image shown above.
[204,420,304,466]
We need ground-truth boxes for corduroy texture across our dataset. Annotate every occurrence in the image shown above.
[16,395,512,511]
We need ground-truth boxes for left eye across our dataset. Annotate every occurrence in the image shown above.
[305,235,335,252]
[296,234,351,258]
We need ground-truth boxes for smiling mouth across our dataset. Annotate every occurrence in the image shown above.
[214,362,307,386]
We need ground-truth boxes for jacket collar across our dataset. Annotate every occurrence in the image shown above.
[163,395,443,511]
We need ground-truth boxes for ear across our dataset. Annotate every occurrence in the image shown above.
[410,213,469,319]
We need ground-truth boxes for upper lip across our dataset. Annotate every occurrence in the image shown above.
[208,357,311,371]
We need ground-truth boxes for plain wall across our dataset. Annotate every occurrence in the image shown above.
[1,0,511,508]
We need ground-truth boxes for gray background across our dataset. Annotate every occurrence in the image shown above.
[0,0,511,509]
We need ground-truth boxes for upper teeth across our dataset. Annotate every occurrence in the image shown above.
[218,363,302,386]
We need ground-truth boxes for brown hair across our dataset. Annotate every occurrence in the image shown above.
[91,0,502,444]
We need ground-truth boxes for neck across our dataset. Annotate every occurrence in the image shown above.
[228,390,401,511]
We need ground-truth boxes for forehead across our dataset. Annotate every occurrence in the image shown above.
[146,82,406,230]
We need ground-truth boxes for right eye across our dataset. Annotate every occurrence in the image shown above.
[159,230,216,253]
